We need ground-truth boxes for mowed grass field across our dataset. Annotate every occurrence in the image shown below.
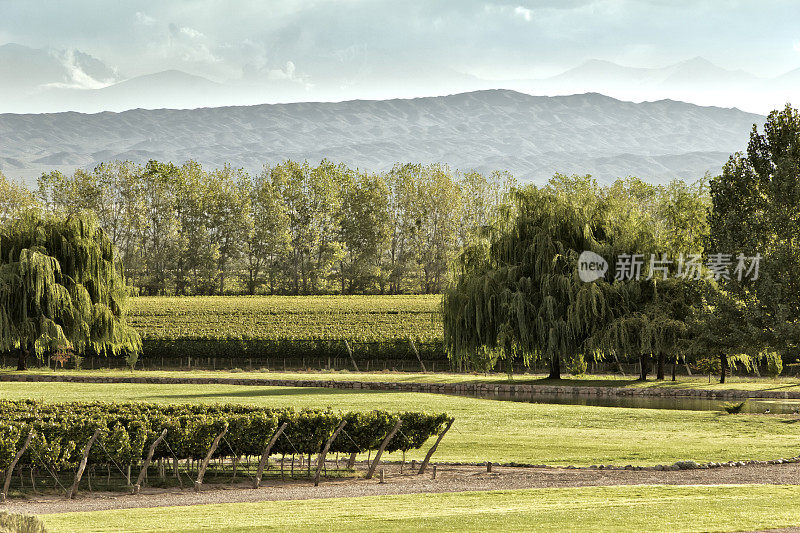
[2,381,799,466]
[40,485,800,533]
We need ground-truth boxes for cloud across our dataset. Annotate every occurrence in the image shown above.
[794,41,800,53]
[514,6,533,21]
[135,12,156,26]
[266,61,296,80]
[40,48,116,90]
[1,0,799,93]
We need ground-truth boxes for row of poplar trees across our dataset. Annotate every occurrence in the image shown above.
[444,105,800,382]
[2,161,512,295]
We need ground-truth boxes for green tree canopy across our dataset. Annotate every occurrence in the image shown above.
[0,171,39,223]
[443,174,712,379]
[0,212,141,369]
[709,104,800,358]
[443,184,619,378]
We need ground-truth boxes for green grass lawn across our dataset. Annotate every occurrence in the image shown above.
[40,485,800,532]
[5,366,800,391]
[1,381,799,466]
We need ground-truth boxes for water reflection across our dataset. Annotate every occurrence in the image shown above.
[456,390,800,414]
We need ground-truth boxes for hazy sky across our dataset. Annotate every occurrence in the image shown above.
[2,0,799,84]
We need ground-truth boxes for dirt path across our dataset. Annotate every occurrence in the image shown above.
[6,461,800,516]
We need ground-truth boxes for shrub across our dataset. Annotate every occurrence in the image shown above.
[722,401,747,414]
[0,512,47,533]
[692,357,720,382]
[765,351,783,378]
[567,353,588,376]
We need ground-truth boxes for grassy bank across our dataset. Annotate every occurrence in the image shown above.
[1,381,798,466]
[5,367,800,391]
[41,485,800,532]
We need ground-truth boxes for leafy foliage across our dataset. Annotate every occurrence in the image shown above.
[709,104,800,357]
[764,351,783,378]
[0,400,452,472]
[35,159,512,296]
[443,183,619,378]
[0,212,140,368]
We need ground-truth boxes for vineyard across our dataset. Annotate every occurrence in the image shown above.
[125,295,446,367]
[0,400,452,498]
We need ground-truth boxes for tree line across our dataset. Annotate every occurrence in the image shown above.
[1,161,513,295]
[444,104,800,381]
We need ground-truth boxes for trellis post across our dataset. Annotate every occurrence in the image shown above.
[2,430,33,501]
[409,339,427,373]
[344,340,359,372]
[69,428,102,499]
[253,422,288,489]
[134,428,168,494]
[194,424,228,492]
[418,419,453,475]
[366,419,401,479]
[314,420,347,486]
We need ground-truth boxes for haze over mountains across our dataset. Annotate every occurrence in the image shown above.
[0,89,764,186]
[0,43,796,115]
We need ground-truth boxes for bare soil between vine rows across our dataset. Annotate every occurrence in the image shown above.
[6,461,800,516]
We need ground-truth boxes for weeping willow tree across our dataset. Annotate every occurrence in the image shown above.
[589,278,697,381]
[442,185,619,379]
[0,212,141,370]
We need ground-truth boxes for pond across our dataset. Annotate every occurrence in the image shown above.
[456,389,800,414]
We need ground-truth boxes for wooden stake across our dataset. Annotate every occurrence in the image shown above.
[366,419,401,479]
[69,428,102,499]
[3,430,33,501]
[344,340,359,372]
[314,420,347,486]
[254,422,287,488]
[418,419,453,475]
[409,339,427,373]
[134,428,168,494]
[194,424,228,492]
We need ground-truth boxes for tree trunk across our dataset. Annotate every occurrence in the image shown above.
[16,348,28,371]
[638,353,648,381]
[548,353,561,380]
[671,360,677,381]
[656,353,665,381]
[720,354,728,384]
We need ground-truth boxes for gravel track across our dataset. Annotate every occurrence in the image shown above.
[6,461,800,516]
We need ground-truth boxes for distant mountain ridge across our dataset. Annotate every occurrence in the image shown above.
[1,43,796,115]
[0,89,764,185]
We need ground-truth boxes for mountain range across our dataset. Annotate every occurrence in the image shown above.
[0,43,797,115]
[0,89,764,186]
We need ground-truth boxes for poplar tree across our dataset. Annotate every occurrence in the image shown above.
[0,171,38,223]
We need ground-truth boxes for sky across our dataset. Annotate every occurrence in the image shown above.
[0,0,799,112]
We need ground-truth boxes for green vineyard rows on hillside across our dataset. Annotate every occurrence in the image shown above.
[126,296,445,364]
[128,296,443,342]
